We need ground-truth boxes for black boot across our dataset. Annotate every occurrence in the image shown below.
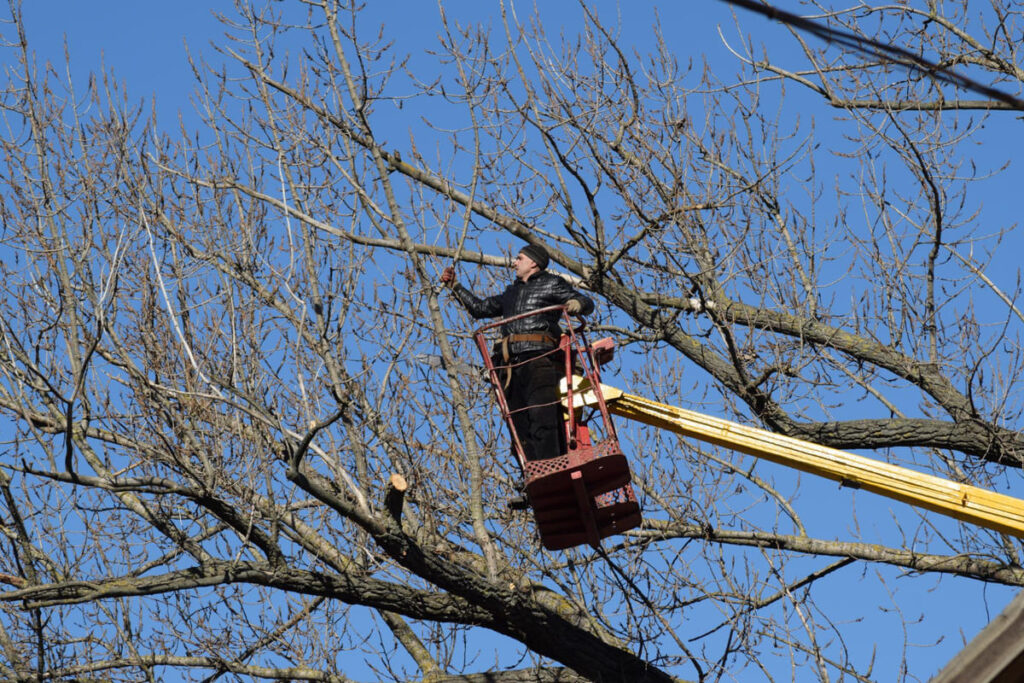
[508,482,530,511]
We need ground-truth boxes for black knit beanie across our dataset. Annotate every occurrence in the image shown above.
[519,243,549,270]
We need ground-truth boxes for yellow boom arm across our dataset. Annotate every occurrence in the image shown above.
[587,382,1024,538]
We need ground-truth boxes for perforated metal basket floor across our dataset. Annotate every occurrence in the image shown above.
[523,439,642,550]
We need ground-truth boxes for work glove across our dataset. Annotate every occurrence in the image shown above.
[566,299,583,315]
[440,266,457,287]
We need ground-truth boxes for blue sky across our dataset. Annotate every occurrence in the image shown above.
[20,3,221,103]
[19,1,748,129]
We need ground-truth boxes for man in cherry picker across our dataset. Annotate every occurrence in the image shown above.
[441,243,594,463]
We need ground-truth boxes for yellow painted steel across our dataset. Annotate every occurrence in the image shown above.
[583,381,1024,538]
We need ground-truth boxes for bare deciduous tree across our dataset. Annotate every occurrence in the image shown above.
[2,1,1024,680]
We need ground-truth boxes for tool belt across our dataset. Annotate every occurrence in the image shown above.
[493,333,558,362]
[491,333,559,389]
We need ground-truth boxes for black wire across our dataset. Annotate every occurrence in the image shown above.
[720,0,1024,111]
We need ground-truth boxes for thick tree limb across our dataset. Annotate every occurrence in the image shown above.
[0,561,489,621]
[285,466,677,682]
[639,521,1024,585]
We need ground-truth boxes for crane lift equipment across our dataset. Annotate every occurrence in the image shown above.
[475,307,1024,550]
[474,306,642,550]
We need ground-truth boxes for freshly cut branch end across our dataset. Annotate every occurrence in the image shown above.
[385,473,409,525]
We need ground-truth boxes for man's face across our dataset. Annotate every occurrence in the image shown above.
[514,252,539,280]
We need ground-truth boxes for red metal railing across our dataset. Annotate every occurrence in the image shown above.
[472,306,641,550]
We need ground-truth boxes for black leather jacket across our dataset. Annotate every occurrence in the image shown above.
[453,271,595,354]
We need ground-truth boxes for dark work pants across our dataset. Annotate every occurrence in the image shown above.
[505,350,566,462]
